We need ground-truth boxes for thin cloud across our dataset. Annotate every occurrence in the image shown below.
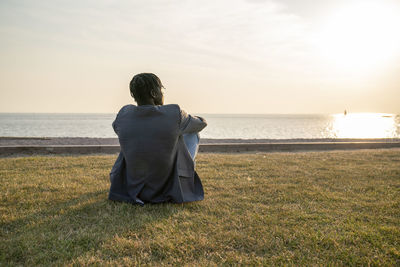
[1,0,311,67]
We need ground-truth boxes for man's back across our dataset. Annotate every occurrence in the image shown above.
[109,103,206,204]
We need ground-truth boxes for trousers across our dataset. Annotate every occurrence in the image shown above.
[183,132,200,160]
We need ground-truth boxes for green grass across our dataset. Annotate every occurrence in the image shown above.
[1,149,400,266]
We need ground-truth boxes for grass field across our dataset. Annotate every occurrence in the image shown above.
[1,150,400,266]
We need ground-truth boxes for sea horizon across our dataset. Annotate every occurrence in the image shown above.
[1,112,399,140]
[1,111,398,116]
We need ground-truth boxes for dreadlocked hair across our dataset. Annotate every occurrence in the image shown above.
[129,73,164,104]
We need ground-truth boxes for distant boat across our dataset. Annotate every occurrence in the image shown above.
[344,110,347,116]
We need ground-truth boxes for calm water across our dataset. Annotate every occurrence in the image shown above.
[0,113,399,139]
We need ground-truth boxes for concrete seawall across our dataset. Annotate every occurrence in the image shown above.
[1,142,400,156]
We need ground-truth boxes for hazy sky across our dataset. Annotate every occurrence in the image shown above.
[1,0,400,114]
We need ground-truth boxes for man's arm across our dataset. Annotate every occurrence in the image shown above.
[179,109,207,134]
[112,105,131,135]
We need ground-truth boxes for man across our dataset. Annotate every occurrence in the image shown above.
[109,73,207,205]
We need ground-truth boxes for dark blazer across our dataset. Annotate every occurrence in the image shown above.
[109,104,207,205]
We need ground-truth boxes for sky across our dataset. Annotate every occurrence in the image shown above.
[0,0,400,114]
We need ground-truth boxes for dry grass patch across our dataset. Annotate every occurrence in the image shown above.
[1,149,400,265]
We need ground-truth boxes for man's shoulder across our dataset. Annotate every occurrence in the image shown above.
[161,104,181,113]
[116,104,182,115]
[118,104,134,114]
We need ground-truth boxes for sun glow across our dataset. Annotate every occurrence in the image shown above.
[330,113,398,138]
[315,2,400,75]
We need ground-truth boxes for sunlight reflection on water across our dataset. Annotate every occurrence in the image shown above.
[0,113,399,139]
[328,113,399,138]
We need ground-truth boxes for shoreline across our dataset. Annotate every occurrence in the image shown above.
[1,137,400,156]
[1,137,400,146]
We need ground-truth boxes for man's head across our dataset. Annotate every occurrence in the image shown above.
[129,73,164,106]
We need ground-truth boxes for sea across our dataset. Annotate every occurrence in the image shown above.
[0,113,399,139]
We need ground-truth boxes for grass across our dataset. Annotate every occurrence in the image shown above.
[1,149,400,266]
